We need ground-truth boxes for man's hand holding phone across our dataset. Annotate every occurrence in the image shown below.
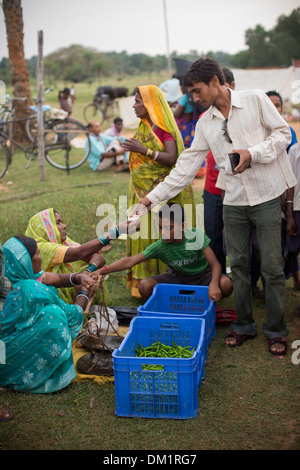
[229,149,252,175]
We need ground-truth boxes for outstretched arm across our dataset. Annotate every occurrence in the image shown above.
[63,222,134,263]
[42,272,96,290]
[96,253,146,277]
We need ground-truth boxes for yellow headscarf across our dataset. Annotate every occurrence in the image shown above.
[129,85,185,198]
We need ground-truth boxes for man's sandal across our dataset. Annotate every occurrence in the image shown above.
[268,337,287,356]
[225,331,254,347]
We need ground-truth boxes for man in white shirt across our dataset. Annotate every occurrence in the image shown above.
[134,57,296,356]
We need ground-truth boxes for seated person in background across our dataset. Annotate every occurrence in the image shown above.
[85,121,125,172]
[25,208,127,303]
[0,236,96,393]
[103,117,129,171]
[102,117,124,138]
[95,203,233,301]
[58,87,75,116]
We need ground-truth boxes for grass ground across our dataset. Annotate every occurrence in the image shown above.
[0,78,300,451]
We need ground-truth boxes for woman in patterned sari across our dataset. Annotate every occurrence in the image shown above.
[123,85,195,297]
[0,236,95,393]
[25,208,107,304]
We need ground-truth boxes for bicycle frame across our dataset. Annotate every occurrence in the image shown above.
[0,119,77,170]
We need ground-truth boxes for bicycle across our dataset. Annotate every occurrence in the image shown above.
[0,96,91,178]
[83,92,119,126]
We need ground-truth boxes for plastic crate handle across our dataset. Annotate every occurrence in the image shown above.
[159,321,180,330]
[141,364,164,371]
[178,289,196,296]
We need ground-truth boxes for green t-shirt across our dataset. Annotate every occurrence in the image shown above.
[142,228,211,275]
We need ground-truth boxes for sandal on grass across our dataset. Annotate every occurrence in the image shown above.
[225,331,254,347]
[268,337,287,356]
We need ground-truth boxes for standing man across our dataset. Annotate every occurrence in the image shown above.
[202,66,236,274]
[134,57,296,356]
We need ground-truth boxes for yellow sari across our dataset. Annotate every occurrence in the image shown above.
[127,85,195,297]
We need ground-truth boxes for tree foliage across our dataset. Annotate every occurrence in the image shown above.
[1,8,299,84]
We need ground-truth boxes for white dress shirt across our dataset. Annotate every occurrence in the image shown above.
[147,88,296,207]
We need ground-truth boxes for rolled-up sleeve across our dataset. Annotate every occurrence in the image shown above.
[248,92,292,164]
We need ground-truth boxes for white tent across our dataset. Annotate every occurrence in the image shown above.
[232,66,300,103]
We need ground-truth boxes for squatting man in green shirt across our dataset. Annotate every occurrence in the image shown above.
[94,202,233,301]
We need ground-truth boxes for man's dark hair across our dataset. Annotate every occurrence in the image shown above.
[222,67,235,85]
[14,235,37,259]
[113,117,123,124]
[158,203,186,224]
[266,90,283,106]
[184,57,225,87]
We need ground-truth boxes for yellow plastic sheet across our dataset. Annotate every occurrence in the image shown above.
[71,326,129,385]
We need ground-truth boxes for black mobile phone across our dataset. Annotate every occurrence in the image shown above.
[228,152,251,172]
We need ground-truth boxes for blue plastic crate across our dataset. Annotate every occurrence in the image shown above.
[138,284,216,347]
[112,316,206,419]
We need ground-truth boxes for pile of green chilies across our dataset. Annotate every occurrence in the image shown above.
[135,340,194,359]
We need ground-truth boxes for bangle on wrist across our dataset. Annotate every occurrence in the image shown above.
[99,235,110,246]
[153,151,159,161]
[286,201,293,204]
[102,266,108,277]
[76,289,89,301]
[70,273,81,285]
[85,263,98,273]
[107,226,120,239]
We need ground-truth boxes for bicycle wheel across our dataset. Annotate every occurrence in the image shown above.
[83,103,104,124]
[101,101,119,129]
[0,139,10,179]
[26,115,38,142]
[44,118,91,171]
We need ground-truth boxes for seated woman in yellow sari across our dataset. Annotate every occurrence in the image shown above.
[25,208,120,303]
[123,85,195,297]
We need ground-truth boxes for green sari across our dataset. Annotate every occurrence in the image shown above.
[127,85,195,297]
[0,237,83,393]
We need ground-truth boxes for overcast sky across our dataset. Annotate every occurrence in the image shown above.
[0,0,299,60]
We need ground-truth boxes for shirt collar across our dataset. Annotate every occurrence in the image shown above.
[208,88,243,120]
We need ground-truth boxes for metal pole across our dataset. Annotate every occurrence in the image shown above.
[37,30,45,181]
[163,0,172,76]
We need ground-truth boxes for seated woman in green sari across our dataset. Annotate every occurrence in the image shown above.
[25,208,120,304]
[123,85,195,297]
[0,236,96,393]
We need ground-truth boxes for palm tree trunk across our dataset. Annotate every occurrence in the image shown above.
[2,0,32,142]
